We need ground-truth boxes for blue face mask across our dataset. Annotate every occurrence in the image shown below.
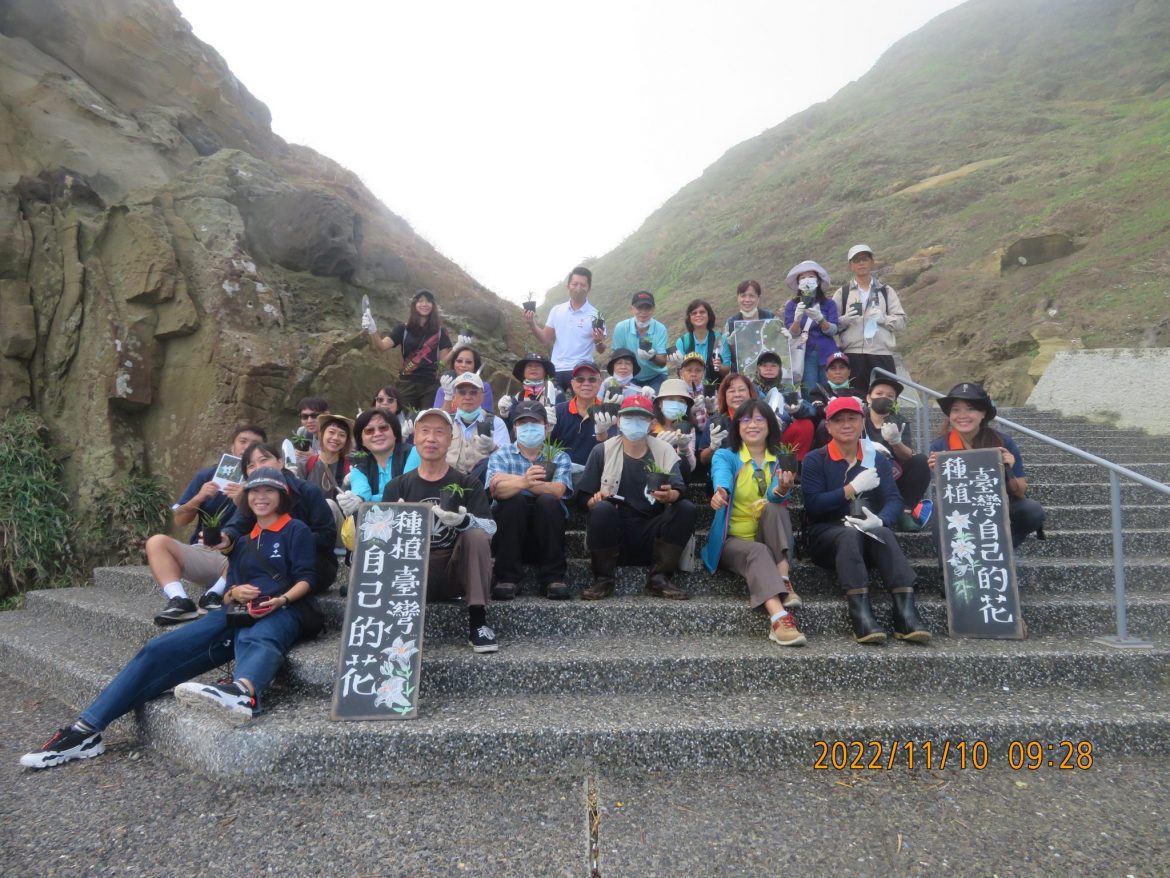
[661,400,689,421]
[457,408,480,424]
[619,416,651,442]
[515,423,545,448]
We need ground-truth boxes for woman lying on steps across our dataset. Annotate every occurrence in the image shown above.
[20,468,317,769]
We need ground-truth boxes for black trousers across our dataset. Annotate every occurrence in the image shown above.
[847,353,896,394]
[895,453,931,508]
[587,499,697,565]
[492,493,567,585]
[808,522,916,594]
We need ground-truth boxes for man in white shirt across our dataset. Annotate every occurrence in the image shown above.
[524,266,607,390]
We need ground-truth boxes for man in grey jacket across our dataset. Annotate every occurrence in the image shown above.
[832,244,907,392]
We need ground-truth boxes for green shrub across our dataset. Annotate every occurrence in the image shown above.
[79,473,171,568]
[0,411,79,597]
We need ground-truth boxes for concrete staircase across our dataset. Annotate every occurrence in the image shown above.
[2,407,1168,785]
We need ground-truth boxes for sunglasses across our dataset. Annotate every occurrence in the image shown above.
[573,375,600,384]
[363,425,392,435]
[300,412,320,420]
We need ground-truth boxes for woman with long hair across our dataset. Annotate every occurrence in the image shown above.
[698,372,757,469]
[362,289,454,411]
[673,299,724,393]
[342,409,420,503]
[701,399,805,646]
[928,382,1045,547]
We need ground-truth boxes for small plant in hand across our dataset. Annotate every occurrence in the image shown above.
[592,314,606,332]
[196,503,233,549]
[522,296,537,312]
[644,460,671,493]
[440,483,470,512]
[777,441,800,474]
[290,433,312,451]
[638,337,654,352]
[346,449,369,462]
[539,439,568,481]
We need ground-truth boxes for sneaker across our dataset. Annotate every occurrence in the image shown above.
[768,613,807,647]
[912,499,933,528]
[781,583,802,610]
[154,596,198,626]
[197,590,223,613]
[469,625,499,654]
[491,582,517,601]
[174,680,255,722]
[20,725,105,769]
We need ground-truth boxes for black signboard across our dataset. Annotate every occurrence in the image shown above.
[331,502,432,720]
[934,448,1025,639]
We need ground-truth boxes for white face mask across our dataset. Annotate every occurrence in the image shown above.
[635,318,652,330]
[618,416,650,442]
[740,307,759,320]
[614,373,633,386]
[798,277,819,293]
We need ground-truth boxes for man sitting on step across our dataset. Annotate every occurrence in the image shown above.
[574,395,698,601]
[486,400,574,600]
[382,408,500,653]
[800,396,931,645]
[149,423,267,626]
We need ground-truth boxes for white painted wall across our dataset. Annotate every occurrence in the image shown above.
[1027,349,1170,435]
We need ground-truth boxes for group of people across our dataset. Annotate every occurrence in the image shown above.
[21,248,1047,771]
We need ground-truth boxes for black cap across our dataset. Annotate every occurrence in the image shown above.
[606,348,638,375]
[631,290,655,308]
[245,466,289,493]
[938,382,996,421]
[868,374,904,396]
[756,350,782,366]
[411,288,436,302]
[511,399,548,423]
[512,351,554,382]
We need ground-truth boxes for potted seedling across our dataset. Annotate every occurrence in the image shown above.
[522,294,537,313]
[197,504,232,549]
[592,313,606,333]
[781,384,802,409]
[644,460,671,494]
[540,438,567,482]
[777,441,800,475]
[638,337,654,354]
[346,448,369,464]
[440,483,470,513]
[290,433,312,453]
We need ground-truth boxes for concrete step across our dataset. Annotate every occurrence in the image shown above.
[94,554,1170,599]
[23,585,1170,652]
[1025,482,1169,504]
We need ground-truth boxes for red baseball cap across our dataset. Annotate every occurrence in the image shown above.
[617,395,655,418]
[825,396,864,419]
[571,361,601,378]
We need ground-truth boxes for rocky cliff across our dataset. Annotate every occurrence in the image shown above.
[0,0,524,505]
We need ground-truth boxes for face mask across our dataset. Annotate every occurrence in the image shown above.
[798,277,819,294]
[457,408,480,424]
[740,307,759,320]
[614,373,633,386]
[515,423,545,448]
[523,378,545,389]
[618,417,650,442]
[661,400,688,421]
[870,397,894,415]
[828,379,851,392]
[635,319,652,330]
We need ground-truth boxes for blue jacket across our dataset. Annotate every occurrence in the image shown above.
[225,515,317,599]
[223,472,337,558]
[800,441,902,528]
[700,447,789,573]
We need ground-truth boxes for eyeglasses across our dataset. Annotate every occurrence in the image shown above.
[363,425,392,435]
[300,412,320,420]
[573,375,600,384]
[736,414,768,425]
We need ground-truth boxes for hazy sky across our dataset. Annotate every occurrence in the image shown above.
[176,0,965,303]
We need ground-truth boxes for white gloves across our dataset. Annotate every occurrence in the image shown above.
[845,507,884,532]
[636,347,654,362]
[336,490,361,517]
[545,405,557,427]
[805,305,823,323]
[657,429,680,448]
[361,310,378,335]
[439,373,456,401]
[432,504,467,528]
[593,411,616,439]
[667,351,684,365]
[639,386,658,401]
[848,467,881,495]
[880,421,903,445]
[708,424,728,450]
[455,333,473,348]
[669,431,692,451]
[472,433,495,455]
[498,395,514,417]
[401,418,414,441]
[601,391,623,407]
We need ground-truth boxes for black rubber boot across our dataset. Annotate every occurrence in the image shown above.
[645,540,689,600]
[582,547,620,601]
[890,588,931,643]
[847,589,886,644]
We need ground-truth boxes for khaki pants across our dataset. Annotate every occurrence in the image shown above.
[719,502,793,608]
[169,538,229,588]
[425,528,492,607]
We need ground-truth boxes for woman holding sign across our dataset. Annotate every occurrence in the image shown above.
[701,400,806,647]
[928,382,1046,548]
[20,468,316,769]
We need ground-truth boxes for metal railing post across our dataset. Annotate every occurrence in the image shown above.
[1093,470,1152,649]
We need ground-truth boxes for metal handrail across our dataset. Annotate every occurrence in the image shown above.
[875,367,1169,650]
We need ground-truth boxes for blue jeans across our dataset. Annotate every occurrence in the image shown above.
[801,350,828,397]
[81,607,301,730]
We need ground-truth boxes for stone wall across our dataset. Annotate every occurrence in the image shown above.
[1027,349,1170,435]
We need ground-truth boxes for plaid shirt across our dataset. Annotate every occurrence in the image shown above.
[485,442,574,515]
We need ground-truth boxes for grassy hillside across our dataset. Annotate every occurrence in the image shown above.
[549,0,1170,402]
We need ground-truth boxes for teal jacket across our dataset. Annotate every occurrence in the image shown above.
[700,446,790,573]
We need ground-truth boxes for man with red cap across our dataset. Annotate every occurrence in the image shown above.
[574,395,697,601]
[800,395,930,645]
